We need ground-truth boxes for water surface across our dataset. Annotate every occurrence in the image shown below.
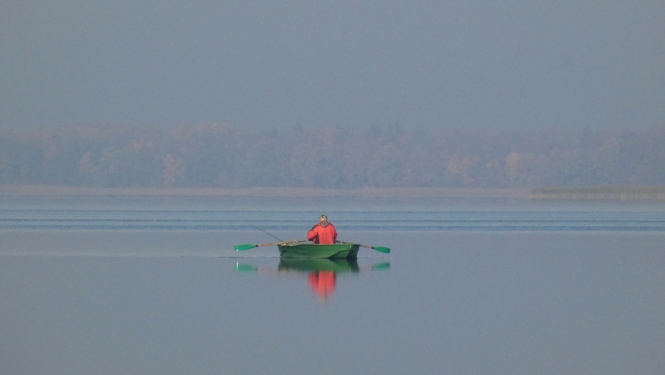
[1,197,663,374]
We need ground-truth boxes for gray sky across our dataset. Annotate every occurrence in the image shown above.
[1,1,663,131]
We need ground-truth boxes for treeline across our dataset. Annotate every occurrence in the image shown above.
[530,186,665,201]
[0,123,663,188]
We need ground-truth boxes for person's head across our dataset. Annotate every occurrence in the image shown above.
[319,214,328,227]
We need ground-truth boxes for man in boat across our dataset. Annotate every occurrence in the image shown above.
[307,214,337,244]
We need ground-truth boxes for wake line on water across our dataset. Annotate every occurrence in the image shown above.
[0,252,270,258]
[0,252,389,259]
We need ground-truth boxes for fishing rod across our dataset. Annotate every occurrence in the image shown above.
[251,225,283,242]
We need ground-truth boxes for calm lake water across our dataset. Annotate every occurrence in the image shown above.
[1,196,664,374]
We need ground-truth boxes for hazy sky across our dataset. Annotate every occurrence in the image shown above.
[1,1,663,131]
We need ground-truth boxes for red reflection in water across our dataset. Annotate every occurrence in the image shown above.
[307,271,336,301]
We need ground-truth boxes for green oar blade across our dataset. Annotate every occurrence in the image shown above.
[372,246,391,254]
[234,244,257,251]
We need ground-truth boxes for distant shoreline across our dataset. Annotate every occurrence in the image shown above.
[530,186,665,201]
[0,186,528,199]
[3,185,665,201]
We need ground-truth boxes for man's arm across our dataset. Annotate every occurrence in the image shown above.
[307,224,319,241]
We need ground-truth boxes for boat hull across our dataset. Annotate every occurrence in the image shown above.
[277,243,360,259]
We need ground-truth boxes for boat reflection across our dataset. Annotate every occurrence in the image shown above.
[235,259,390,302]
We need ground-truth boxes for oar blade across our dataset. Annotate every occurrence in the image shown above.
[372,246,391,254]
[234,244,257,251]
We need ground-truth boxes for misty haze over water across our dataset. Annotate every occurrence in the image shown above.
[3,2,663,192]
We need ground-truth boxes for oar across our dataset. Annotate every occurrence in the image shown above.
[234,239,308,251]
[337,240,391,254]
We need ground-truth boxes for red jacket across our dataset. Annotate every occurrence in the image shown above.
[307,223,337,244]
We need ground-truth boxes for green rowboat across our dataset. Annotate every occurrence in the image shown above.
[277,243,360,259]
